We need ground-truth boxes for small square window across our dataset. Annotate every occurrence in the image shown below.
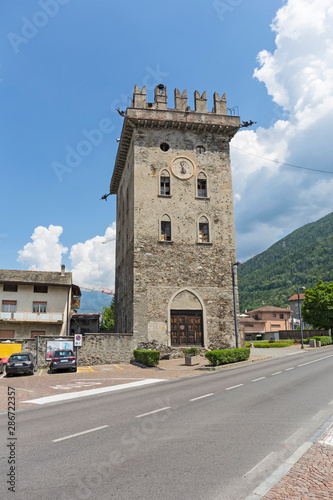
[34,285,48,293]
[2,300,17,312]
[3,284,18,292]
[33,302,47,313]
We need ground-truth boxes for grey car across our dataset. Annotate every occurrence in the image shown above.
[6,353,36,376]
[50,350,77,373]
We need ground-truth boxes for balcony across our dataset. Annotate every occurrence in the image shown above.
[0,312,63,322]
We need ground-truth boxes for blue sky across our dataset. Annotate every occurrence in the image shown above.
[1,0,333,310]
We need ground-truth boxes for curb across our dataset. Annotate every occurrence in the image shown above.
[245,415,333,500]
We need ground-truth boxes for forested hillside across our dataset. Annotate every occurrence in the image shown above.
[237,212,333,312]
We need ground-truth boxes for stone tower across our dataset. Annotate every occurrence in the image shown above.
[109,85,240,349]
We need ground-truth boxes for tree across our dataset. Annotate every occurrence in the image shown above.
[100,296,115,331]
[302,280,333,331]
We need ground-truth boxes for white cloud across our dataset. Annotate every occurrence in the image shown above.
[17,225,68,270]
[69,224,116,288]
[17,224,116,290]
[231,0,333,261]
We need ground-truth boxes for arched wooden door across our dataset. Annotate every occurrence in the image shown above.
[171,310,203,346]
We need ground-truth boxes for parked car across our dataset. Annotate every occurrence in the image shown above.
[0,358,4,375]
[50,350,77,373]
[6,353,36,376]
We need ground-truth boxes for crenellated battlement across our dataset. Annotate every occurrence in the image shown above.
[131,85,230,115]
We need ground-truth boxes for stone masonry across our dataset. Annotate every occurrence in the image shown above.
[109,85,241,350]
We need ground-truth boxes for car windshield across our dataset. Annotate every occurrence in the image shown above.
[55,350,73,357]
[10,355,30,362]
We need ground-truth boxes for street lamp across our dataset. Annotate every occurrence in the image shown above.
[297,286,306,349]
[232,261,243,348]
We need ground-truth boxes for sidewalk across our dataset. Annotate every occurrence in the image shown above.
[261,419,333,499]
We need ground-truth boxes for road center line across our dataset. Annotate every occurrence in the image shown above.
[53,425,109,443]
[298,354,333,367]
[190,393,214,401]
[225,384,243,390]
[252,377,266,382]
[271,371,282,376]
[285,367,294,371]
[136,407,171,418]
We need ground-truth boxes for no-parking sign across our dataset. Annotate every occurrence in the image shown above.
[74,334,82,346]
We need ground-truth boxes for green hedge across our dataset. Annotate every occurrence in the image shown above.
[308,336,332,345]
[252,342,291,348]
[205,348,250,366]
[245,340,294,347]
[133,349,160,367]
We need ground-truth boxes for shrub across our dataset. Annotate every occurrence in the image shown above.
[182,347,200,356]
[308,336,332,346]
[253,342,291,348]
[205,348,250,366]
[133,349,160,367]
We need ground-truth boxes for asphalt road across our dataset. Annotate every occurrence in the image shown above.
[1,348,333,500]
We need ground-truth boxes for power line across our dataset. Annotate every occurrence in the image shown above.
[231,145,333,174]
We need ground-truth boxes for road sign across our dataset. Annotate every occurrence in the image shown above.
[74,334,82,346]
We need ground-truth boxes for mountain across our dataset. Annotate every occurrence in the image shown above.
[78,290,111,314]
[237,212,333,312]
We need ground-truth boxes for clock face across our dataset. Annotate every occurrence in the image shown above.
[170,156,196,180]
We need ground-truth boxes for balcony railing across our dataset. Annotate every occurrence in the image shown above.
[0,312,63,322]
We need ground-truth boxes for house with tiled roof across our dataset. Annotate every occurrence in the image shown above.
[241,305,291,341]
[288,293,306,328]
[0,266,81,339]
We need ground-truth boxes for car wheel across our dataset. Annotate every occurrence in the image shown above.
[73,367,77,372]
[6,373,11,377]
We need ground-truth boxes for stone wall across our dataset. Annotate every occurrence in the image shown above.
[0,333,138,367]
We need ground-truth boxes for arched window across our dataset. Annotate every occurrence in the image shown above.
[160,214,171,241]
[198,216,209,243]
[197,172,207,198]
[160,169,170,196]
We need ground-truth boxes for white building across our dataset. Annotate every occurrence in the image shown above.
[0,266,81,339]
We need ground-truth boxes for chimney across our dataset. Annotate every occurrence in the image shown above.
[61,264,65,276]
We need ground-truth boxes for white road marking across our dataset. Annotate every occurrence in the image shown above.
[252,377,266,382]
[23,379,166,405]
[50,381,102,390]
[298,354,333,367]
[312,409,326,421]
[38,369,43,376]
[53,425,109,443]
[189,393,214,401]
[225,384,243,390]
[136,407,171,418]
[271,371,282,376]
[319,424,333,447]
[284,427,305,444]
[244,452,275,477]
[285,367,294,371]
